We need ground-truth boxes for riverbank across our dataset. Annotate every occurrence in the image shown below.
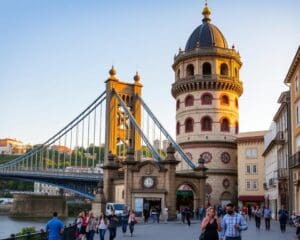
[0,205,11,215]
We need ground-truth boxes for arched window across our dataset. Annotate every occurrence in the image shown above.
[235,121,239,134]
[185,95,194,107]
[185,118,194,133]
[177,69,180,79]
[202,62,212,76]
[176,122,181,135]
[220,63,229,76]
[201,116,212,131]
[234,68,238,77]
[235,98,239,108]
[221,118,230,132]
[201,93,213,105]
[176,99,180,110]
[186,64,194,77]
[221,95,229,105]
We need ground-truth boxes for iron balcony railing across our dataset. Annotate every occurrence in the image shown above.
[278,168,288,179]
[289,151,300,169]
[1,224,76,240]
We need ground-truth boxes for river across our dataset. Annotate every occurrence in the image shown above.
[0,215,74,239]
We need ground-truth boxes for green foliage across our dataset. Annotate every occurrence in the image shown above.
[15,227,42,240]
[68,202,91,217]
[0,154,18,164]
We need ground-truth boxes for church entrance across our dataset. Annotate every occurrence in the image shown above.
[176,184,194,211]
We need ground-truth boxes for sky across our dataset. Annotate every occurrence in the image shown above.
[0,0,299,145]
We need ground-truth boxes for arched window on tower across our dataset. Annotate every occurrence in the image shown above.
[176,99,180,110]
[221,95,229,105]
[185,95,194,107]
[201,116,212,131]
[177,69,181,79]
[176,122,181,135]
[220,118,230,132]
[201,93,213,105]
[234,68,238,78]
[186,64,194,77]
[235,121,239,134]
[220,63,229,76]
[202,62,212,76]
[235,98,239,108]
[185,118,194,133]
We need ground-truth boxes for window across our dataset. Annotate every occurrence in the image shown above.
[246,180,251,190]
[201,116,212,131]
[235,98,239,108]
[235,122,239,134]
[220,118,230,132]
[186,64,194,77]
[252,180,258,190]
[202,62,212,76]
[177,69,180,79]
[201,93,213,105]
[295,76,299,93]
[245,148,257,158]
[185,118,194,133]
[176,99,180,110]
[235,68,238,77]
[246,165,251,174]
[253,165,257,173]
[246,180,258,191]
[221,95,229,105]
[185,95,194,107]
[176,122,180,135]
[296,135,300,151]
[220,63,229,76]
[246,164,257,174]
[297,100,300,125]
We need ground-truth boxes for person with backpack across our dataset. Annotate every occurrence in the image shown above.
[254,206,262,229]
[263,206,272,231]
[278,205,288,233]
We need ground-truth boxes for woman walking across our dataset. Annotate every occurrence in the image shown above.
[98,214,107,240]
[254,206,262,229]
[128,210,137,237]
[86,211,97,240]
[121,206,129,236]
[200,207,220,240]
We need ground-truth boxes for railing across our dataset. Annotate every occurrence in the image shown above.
[1,224,76,240]
[275,131,285,142]
[278,168,288,179]
[289,151,300,168]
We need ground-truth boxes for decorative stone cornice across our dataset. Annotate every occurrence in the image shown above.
[171,75,243,98]
[284,46,300,83]
[173,47,242,69]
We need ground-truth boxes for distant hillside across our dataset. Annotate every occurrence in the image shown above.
[0,155,18,164]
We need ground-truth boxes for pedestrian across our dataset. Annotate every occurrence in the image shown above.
[242,205,248,222]
[86,211,97,240]
[221,203,248,240]
[46,212,64,240]
[98,214,107,240]
[248,205,252,221]
[157,207,161,223]
[278,205,288,233]
[185,207,191,227]
[200,207,220,240]
[79,211,88,240]
[163,206,168,223]
[263,206,272,231]
[143,208,149,223]
[181,207,186,224]
[128,210,137,237]
[107,209,119,240]
[75,212,82,240]
[296,219,300,240]
[121,206,129,236]
[254,206,262,229]
[150,207,157,223]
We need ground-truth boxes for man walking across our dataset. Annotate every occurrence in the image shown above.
[221,203,248,240]
[107,210,119,240]
[278,205,288,233]
[263,206,272,231]
[46,212,64,240]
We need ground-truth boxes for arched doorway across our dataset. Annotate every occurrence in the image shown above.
[220,191,232,207]
[176,184,194,211]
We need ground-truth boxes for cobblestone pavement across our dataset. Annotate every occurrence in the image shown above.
[97,219,298,240]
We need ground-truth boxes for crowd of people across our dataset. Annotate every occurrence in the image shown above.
[44,203,300,240]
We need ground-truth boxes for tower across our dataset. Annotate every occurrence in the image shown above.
[171,3,243,206]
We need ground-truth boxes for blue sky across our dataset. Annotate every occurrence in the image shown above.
[0,0,299,145]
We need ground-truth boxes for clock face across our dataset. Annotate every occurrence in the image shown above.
[143,177,154,188]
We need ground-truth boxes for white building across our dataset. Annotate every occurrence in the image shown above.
[34,182,60,196]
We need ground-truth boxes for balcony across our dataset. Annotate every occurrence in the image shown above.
[278,168,288,179]
[275,131,285,144]
[289,151,300,168]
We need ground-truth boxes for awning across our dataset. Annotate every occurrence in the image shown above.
[238,195,265,202]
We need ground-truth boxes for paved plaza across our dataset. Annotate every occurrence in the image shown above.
[103,219,299,240]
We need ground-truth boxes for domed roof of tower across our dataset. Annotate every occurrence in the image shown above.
[185,3,228,51]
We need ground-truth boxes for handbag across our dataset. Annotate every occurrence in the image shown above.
[199,231,205,240]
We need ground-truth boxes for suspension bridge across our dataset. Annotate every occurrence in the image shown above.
[0,67,195,199]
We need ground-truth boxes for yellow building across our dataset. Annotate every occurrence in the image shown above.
[284,46,300,214]
[0,138,27,155]
[237,131,267,207]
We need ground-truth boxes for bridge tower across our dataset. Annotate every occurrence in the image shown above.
[171,3,243,206]
[104,66,143,161]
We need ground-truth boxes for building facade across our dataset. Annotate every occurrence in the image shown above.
[237,131,266,208]
[171,3,243,206]
[284,46,300,214]
[0,138,27,155]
